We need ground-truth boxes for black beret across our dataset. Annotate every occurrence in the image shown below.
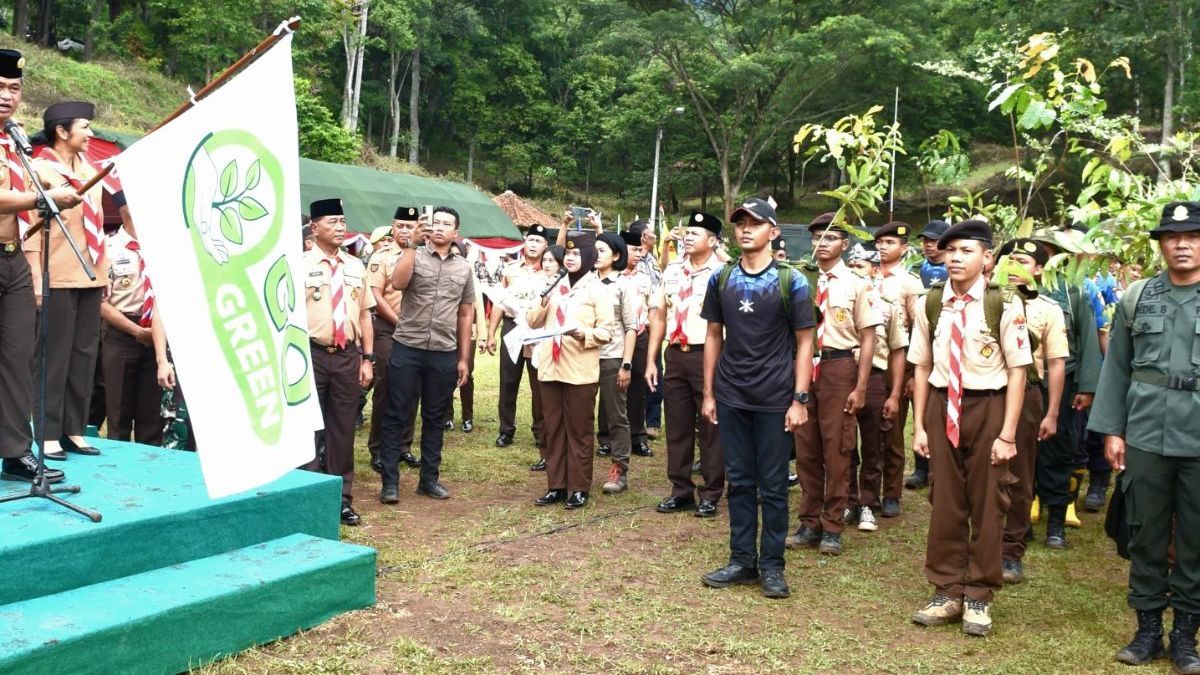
[394,206,419,221]
[619,229,642,247]
[920,220,950,240]
[527,224,553,242]
[808,212,847,233]
[729,197,778,227]
[874,221,912,240]
[771,238,787,252]
[1151,201,1200,240]
[937,219,993,250]
[565,231,596,250]
[309,198,344,220]
[687,211,723,236]
[43,101,95,122]
[997,238,1049,266]
[0,49,24,79]
[597,231,629,272]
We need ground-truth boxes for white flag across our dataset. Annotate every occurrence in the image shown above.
[116,34,321,498]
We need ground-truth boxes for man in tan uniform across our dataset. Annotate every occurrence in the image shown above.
[909,219,1031,637]
[304,198,375,526]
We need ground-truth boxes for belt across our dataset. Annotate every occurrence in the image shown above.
[933,386,1007,398]
[668,342,702,353]
[0,241,19,255]
[819,348,855,360]
[1131,369,1200,391]
[310,340,356,354]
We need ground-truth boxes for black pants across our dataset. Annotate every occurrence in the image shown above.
[306,345,360,505]
[102,320,162,445]
[627,332,649,445]
[719,403,790,571]
[497,318,543,445]
[381,343,458,487]
[1036,378,1079,508]
[0,252,34,458]
[34,287,101,442]
[367,320,416,457]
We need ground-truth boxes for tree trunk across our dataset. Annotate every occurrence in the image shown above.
[346,1,369,132]
[1163,45,1176,181]
[83,0,104,60]
[700,174,708,213]
[407,49,421,165]
[787,145,797,205]
[37,0,52,45]
[387,46,401,158]
[467,136,475,183]
[13,0,29,39]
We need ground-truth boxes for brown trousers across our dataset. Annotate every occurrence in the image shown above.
[925,388,1016,602]
[1003,384,1044,561]
[102,319,163,446]
[664,346,724,503]
[0,251,34,457]
[882,367,913,500]
[850,368,888,510]
[794,356,859,534]
[540,380,598,493]
[306,345,360,505]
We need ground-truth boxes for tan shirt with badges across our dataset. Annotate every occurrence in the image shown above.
[498,259,544,319]
[1025,294,1069,380]
[26,149,108,288]
[652,253,723,346]
[105,228,146,314]
[304,247,375,346]
[865,286,909,371]
[908,276,1033,390]
[879,262,924,328]
[817,260,882,350]
[365,243,404,316]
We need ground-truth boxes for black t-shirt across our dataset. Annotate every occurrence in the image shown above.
[701,260,816,412]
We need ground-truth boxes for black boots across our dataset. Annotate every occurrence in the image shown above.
[1170,611,1200,674]
[1045,506,1069,549]
[1116,609,1164,665]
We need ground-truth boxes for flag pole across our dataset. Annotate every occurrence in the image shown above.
[888,86,899,222]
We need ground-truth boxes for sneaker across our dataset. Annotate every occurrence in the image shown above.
[963,599,992,636]
[340,504,361,526]
[818,531,843,556]
[602,464,627,494]
[461,419,473,433]
[1001,558,1025,584]
[785,525,821,549]
[858,506,878,532]
[912,593,964,626]
[691,460,702,474]
[843,505,861,525]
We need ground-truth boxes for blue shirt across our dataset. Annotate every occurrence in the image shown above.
[1084,278,1107,330]
[701,261,815,412]
[919,259,948,288]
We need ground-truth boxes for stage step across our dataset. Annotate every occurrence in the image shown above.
[0,440,343,607]
[0,533,376,675]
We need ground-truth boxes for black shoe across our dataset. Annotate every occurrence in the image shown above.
[1083,485,1107,512]
[400,452,420,469]
[596,444,611,458]
[60,435,100,456]
[443,419,454,431]
[369,451,383,474]
[42,444,67,461]
[785,525,822,549]
[461,419,473,433]
[656,495,696,513]
[530,459,547,471]
[632,442,653,457]
[819,531,843,556]
[1002,558,1025,584]
[1046,507,1069,549]
[904,470,928,490]
[843,505,861,525]
[380,484,399,504]
[881,497,901,518]
[695,499,717,518]
[495,434,514,448]
[564,491,588,509]
[1,452,66,483]
[787,472,799,488]
[340,504,361,526]
[701,563,759,589]
[1116,609,1165,665]
[534,489,566,506]
[417,482,450,499]
[761,569,790,599]
[1170,611,1200,674]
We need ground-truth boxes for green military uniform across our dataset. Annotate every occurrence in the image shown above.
[1088,201,1200,671]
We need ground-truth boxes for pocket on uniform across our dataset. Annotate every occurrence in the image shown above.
[996,469,1019,515]
[1191,319,1200,366]
[1131,316,1165,365]
[972,334,1002,365]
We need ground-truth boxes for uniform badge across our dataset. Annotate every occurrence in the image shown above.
[1174,204,1190,222]
[313,291,322,301]
[981,344,994,358]
[370,263,379,272]
[16,57,25,69]
[834,308,849,325]
[1013,314,1027,329]
[121,277,132,288]
[1017,336,1025,349]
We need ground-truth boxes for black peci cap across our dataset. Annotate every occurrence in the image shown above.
[619,229,642,247]
[527,224,554,243]
[687,211,723,236]
[394,206,419,221]
[937,219,993,250]
[0,49,24,79]
[309,198,344,220]
[771,237,787,252]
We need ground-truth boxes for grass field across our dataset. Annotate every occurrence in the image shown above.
[196,354,1149,674]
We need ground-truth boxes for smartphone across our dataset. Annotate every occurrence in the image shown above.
[570,206,590,231]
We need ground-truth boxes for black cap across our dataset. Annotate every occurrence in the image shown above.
[565,231,596,250]
[0,49,24,79]
[997,238,1049,266]
[527,224,553,243]
[771,238,787,252]
[1150,201,1200,240]
[808,212,847,233]
[921,220,950,240]
[309,198,344,220]
[729,197,778,227]
[874,221,912,240]
[937,219,993,250]
[597,231,629,272]
[687,211,723,236]
[619,229,642,247]
[394,206,419,221]
[43,101,95,123]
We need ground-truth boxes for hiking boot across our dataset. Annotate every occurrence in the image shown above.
[843,505,860,525]
[1115,609,1165,665]
[785,525,821,549]
[1170,611,1200,674]
[602,464,627,494]
[912,593,963,626]
[1046,506,1069,549]
[818,532,843,556]
[963,599,992,637]
[880,497,901,518]
[858,506,878,532]
[1083,470,1111,513]
[904,470,928,490]
[1001,558,1024,584]
[761,569,790,599]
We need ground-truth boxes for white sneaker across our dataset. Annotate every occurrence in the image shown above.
[858,506,878,532]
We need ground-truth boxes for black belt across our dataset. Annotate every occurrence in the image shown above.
[0,241,19,255]
[1132,369,1200,391]
[933,386,1007,398]
[668,343,702,353]
[819,348,855,360]
[122,312,142,323]
[310,340,357,354]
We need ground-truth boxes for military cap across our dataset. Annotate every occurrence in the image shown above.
[686,211,723,236]
[771,237,787,252]
[874,221,912,240]
[997,237,1049,266]
[920,220,950,240]
[1150,201,1200,240]
[565,231,596,250]
[808,212,847,233]
[619,229,642,247]
[394,206,419,221]
[0,49,25,79]
[43,101,95,122]
[369,225,391,244]
[729,197,779,227]
[527,223,554,243]
[937,219,993,250]
[848,242,880,265]
[597,231,629,272]
[309,198,343,220]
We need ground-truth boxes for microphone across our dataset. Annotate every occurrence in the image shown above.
[540,269,568,298]
[3,120,33,156]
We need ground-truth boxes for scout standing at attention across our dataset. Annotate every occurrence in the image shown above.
[1089,202,1200,673]
[908,219,1031,637]
[303,198,375,526]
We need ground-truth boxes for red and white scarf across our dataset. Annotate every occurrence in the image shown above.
[34,148,104,266]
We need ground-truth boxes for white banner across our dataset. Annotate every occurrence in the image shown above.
[116,34,321,498]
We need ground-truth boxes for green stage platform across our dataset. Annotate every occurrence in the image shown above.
[0,440,376,673]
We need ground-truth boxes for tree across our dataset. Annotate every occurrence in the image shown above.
[340,0,371,132]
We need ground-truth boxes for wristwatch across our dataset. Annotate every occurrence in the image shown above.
[363,353,376,364]
[793,391,810,404]
[621,362,633,371]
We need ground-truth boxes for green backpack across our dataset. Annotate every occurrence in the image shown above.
[925,281,1042,382]
[1118,276,1151,329]
[715,259,800,318]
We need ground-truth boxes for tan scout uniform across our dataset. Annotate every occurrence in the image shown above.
[653,253,726,505]
[878,262,924,499]
[365,242,407,461]
[101,228,161,445]
[908,276,1032,602]
[851,287,908,512]
[304,247,375,505]
[795,259,881,535]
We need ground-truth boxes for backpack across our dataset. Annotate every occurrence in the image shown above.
[925,280,1042,382]
[716,259,798,318]
[1118,276,1152,329]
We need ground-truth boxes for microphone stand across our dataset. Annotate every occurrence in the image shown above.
[0,137,102,522]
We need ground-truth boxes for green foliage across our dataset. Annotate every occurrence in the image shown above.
[916,130,970,186]
[295,78,361,164]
